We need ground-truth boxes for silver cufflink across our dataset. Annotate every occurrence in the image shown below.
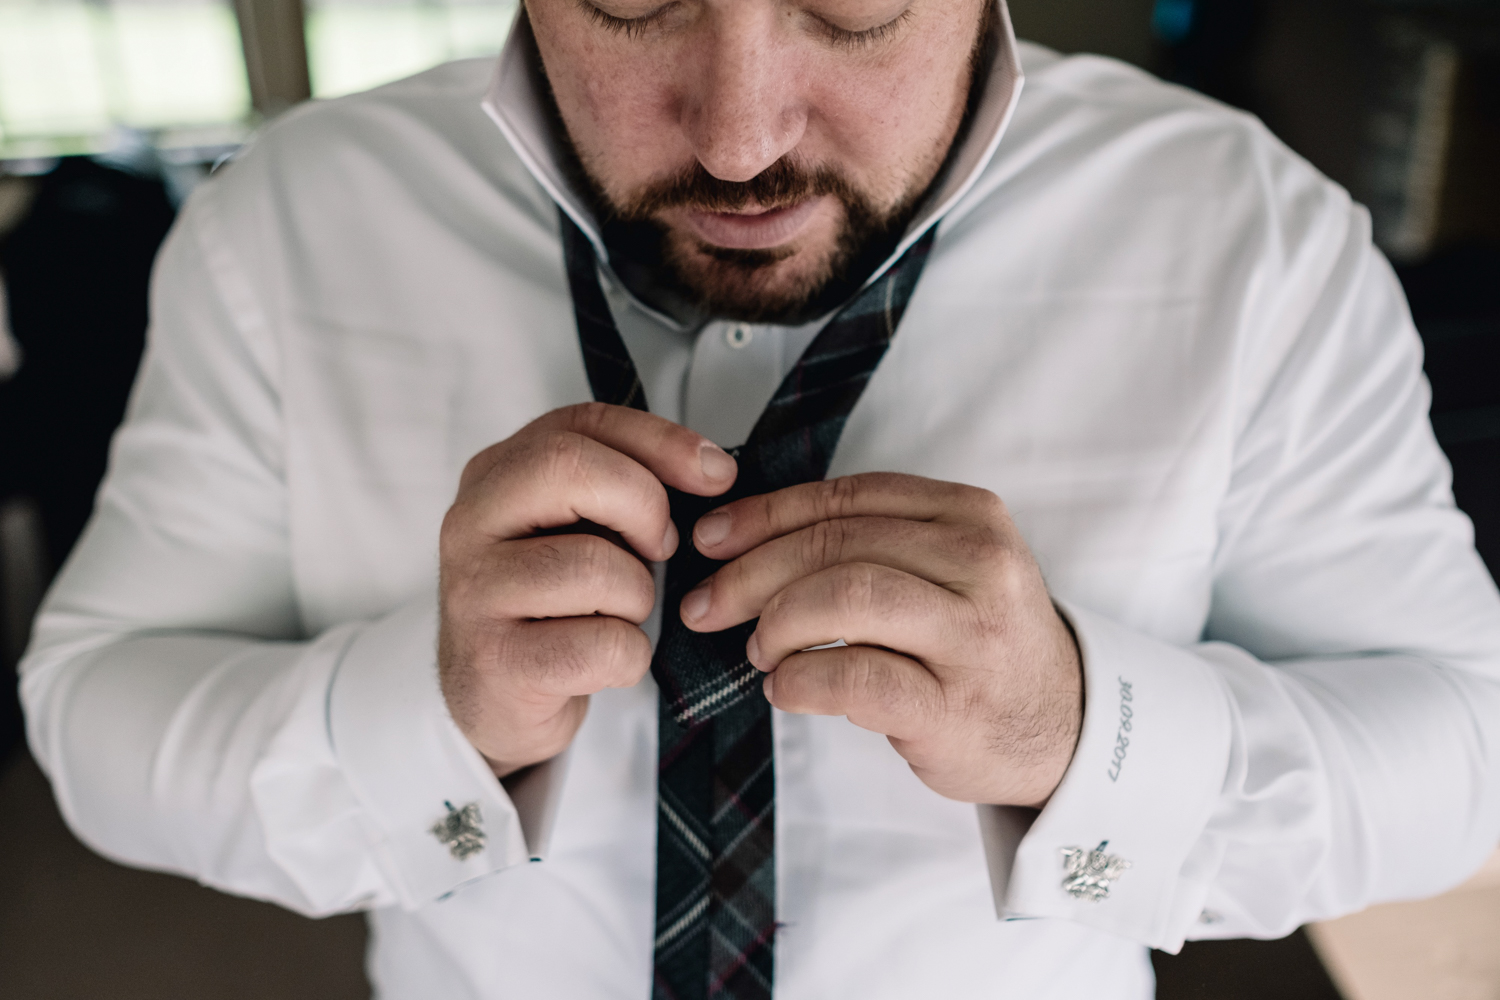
[1061,840,1131,901]
[431,800,486,860]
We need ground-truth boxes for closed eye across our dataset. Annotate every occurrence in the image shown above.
[813,7,915,49]
[580,0,679,38]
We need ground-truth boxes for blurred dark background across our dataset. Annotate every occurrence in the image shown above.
[2,0,1497,996]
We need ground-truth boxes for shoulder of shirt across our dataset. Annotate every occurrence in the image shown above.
[947,39,1355,241]
[184,57,553,249]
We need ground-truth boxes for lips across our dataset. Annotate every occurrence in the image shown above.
[682,196,826,250]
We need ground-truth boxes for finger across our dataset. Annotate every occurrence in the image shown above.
[530,403,737,496]
[763,644,941,740]
[693,473,1005,560]
[504,615,653,698]
[681,517,996,631]
[456,429,677,560]
[453,533,656,624]
[747,561,968,670]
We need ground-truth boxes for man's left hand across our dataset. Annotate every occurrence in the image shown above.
[679,472,1083,809]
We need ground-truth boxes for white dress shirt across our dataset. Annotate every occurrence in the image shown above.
[21,4,1500,998]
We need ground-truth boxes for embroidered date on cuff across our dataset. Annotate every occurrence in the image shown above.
[1061,841,1131,901]
[431,800,486,860]
[1108,677,1133,782]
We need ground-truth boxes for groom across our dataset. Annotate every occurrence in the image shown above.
[22,2,1500,999]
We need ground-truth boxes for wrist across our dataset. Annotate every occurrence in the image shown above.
[996,616,1085,809]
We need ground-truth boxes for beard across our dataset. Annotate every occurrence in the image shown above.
[594,159,925,324]
[523,2,999,325]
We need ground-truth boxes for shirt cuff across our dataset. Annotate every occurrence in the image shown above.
[327,594,565,908]
[995,601,1233,950]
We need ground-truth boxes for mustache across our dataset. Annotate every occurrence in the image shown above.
[608,158,862,221]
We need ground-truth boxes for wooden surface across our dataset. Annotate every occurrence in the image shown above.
[0,751,369,1000]
[1310,851,1500,1000]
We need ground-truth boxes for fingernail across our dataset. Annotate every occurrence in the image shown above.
[699,442,736,483]
[747,631,762,667]
[662,520,679,559]
[680,583,710,624]
[762,672,775,702]
[696,510,731,548]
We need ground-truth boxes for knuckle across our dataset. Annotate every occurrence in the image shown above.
[513,539,575,593]
[458,443,500,489]
[534,430,592,485]
[841,649,912,722]
[749,490,779,534]
[782,659,820,709]
[438,560,477,615]
[831,563,881,620]
[439,502,471,555]
[968,486,1008,523]
[992,548,1036,597]
[566,401,614,437]
[802,517,849,570]
[574,533,624,588]
[439,550,503,624]
[523,626,598,687]
[597,620,651,682]
[842,649,879,706]
[822,475,864,519]
[517,534,642,602]
[956,524,1009,574]
[761,585,794,624]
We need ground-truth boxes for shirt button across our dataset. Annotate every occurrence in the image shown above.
[725,324,753,349]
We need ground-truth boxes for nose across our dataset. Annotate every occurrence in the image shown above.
[679,11,808,183]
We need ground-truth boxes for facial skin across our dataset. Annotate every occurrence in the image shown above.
[525,0,993,321]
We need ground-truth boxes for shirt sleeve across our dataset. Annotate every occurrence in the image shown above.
[18,183,556,917]
[984,192,1500,951]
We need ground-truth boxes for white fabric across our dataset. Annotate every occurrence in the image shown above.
[20,7,1500,998]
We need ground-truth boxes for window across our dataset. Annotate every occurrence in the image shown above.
[305,0,516,99]
[0,0,251,159]
[0,0,516,163]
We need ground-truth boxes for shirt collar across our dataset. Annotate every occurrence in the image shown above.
[482,1,1024,291]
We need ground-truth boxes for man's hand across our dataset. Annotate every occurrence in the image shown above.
[678,473,1082,808]
[439,403,737,778]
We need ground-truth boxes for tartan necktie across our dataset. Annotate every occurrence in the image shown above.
[560,210,936,1000]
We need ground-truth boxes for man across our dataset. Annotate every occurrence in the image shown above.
[20,1,1500,997]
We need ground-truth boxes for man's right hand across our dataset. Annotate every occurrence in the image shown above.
[438,403,738,778]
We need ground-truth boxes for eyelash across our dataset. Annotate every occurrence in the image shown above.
[583,3,914,48]
[583,2,673,38]
[816,8,915,49]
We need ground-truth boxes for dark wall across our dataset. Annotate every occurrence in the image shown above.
[0,157,174,757]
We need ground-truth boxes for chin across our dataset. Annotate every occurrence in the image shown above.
[664,232,847,325]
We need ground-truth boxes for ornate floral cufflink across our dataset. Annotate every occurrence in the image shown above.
[431,801,486,860]
[1061,841,1131,901]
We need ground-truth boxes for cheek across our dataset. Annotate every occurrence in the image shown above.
[583,80,693,200]
[530,26,692,197]
[574,58,675,147]
[805,52,971,201]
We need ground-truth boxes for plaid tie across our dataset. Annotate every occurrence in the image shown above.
[560,211,936,1000]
